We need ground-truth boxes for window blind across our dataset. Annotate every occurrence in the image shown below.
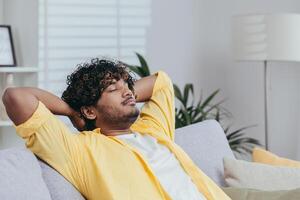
[38,0,151,130]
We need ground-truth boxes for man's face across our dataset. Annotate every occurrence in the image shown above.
[95,78,140,124]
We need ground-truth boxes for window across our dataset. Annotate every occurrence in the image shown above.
[38,0,151,130]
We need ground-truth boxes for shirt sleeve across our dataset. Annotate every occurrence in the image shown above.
[14,101,85,192]
[139,71,175,141]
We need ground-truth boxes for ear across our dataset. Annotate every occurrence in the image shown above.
[80,106,97,120]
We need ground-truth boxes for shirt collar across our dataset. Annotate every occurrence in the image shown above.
[93,127,101,134]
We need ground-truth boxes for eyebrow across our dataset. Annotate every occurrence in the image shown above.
[106,80,120,89]
[107,79,126,88]
[107,83,116,89]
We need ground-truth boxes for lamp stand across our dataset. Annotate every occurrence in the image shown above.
[264,60,269,150]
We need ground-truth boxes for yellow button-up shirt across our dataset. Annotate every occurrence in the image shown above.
[15,71,231,200]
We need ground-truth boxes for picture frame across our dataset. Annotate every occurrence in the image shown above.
[0,25,17,67]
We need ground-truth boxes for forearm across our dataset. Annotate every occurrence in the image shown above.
[2,87,75,125]
[20,87,73,115]
[133,73,157,102]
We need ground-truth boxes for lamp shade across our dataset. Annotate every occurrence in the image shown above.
[232,14,300,62]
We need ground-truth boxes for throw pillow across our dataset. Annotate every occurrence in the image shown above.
[252,147,300,168]
[224,157,300,191]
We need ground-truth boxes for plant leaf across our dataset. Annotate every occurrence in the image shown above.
[229,138,261,147]
[183,84,194,107]
[226,125,256,139]
[127,65,142,77]
[200,89,220,110]
[135,52,150,76]
[173,84,184,103]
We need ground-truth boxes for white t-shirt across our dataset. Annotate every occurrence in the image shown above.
[115,132,206,200]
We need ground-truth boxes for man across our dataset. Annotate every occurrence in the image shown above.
[2,58,230,200]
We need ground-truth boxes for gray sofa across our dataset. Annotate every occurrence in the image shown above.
[0,120,235,200]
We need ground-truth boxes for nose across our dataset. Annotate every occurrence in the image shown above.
[122,86,133,98]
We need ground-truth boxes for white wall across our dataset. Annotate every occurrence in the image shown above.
[0,0,3,23]
[3,0,38,66]
[147,0,204,89]
[0,0,38,149]
[148,0,300,160]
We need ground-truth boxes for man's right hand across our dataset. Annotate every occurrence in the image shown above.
[69,111,86,131]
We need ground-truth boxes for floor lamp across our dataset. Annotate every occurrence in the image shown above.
[232,14,300,150]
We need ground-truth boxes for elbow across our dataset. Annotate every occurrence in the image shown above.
[2,87,17,106]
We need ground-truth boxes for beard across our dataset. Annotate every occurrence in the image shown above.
[98,104,140,126]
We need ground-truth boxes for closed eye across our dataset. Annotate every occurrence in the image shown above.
[109,89,117,92]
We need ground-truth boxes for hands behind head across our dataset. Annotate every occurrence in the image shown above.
[69,110,86,132]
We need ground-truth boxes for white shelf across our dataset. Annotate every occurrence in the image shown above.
[0,67,39,73]
[0,120,13,127]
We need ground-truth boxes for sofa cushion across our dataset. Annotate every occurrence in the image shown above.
[175,120,235,186]
[38,159,85,200]
[224,157,300,190]
[0,148,52,200]
[222,187,300,200]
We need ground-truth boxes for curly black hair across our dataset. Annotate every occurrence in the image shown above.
[61,58,136,131]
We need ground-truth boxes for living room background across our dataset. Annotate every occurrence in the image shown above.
[1,0,300,160]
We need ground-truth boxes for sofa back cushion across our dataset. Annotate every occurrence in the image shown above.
[38,159,85,200]
[175,120,234,186]
[0,148,52,200]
